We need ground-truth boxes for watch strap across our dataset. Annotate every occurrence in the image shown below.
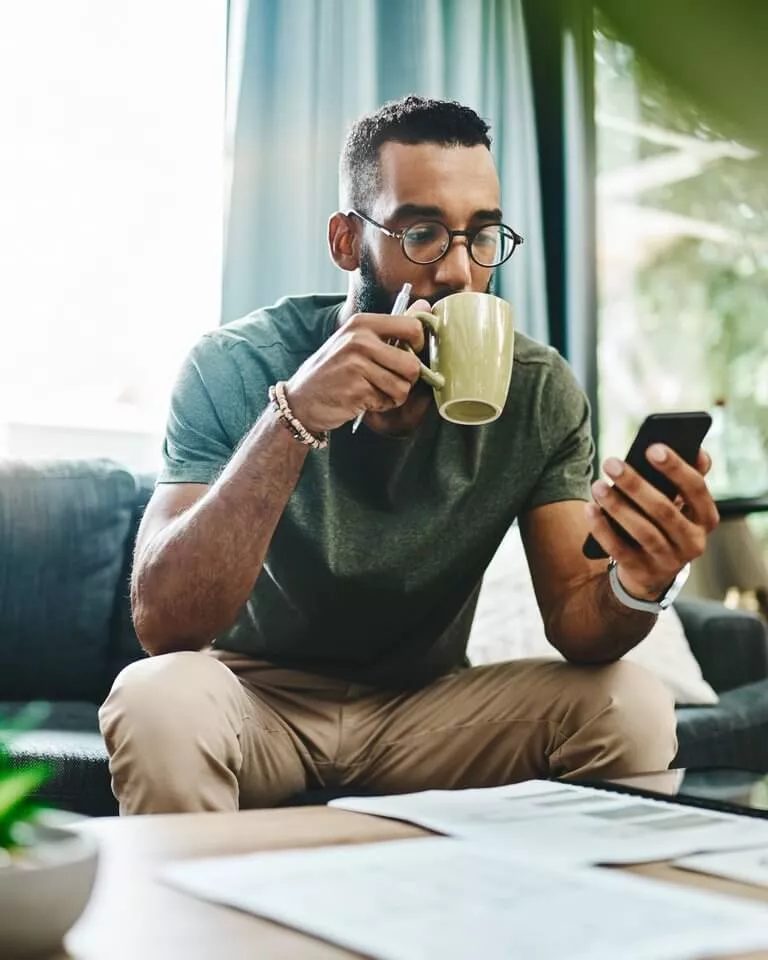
[607,560,690,614]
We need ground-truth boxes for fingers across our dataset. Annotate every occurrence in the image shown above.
[361,336,423,384]
[644,445,719,530]
[289,305,434,431]
[344,335,422,412]
[347,311,426,353]
[583,502,644,566]
[589,477,690,565]
[696,447,712,477]
[589,446,718,564]
[583,441,720,601]
[583,491,691,599]
[361,359,417,410]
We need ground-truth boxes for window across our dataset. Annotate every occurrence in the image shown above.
[595,22,768,501]
[0,1,226,471]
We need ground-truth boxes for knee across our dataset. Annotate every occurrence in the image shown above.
[99,652,241,744]
[557,659,678,778]
[587,660,678,769]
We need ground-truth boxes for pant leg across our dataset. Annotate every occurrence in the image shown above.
[99,651,316,815]
[344,658,678,793]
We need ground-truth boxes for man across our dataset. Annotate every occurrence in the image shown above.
[100,96,719,815]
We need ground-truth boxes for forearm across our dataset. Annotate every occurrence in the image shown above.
[133,409,308,654]
[545,568,657,664]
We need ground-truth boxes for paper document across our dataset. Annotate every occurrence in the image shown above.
[330,780,768,865]
[676,845,768,888]
[161,836,768,960]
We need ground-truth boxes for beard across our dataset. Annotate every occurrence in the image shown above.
[355,246,398,315]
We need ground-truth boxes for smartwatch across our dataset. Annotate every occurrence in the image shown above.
[607,559,691,614]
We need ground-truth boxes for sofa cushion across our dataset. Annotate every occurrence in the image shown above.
[674,599,768,693]
[0,459,136,701]
[469,525,719,705]
[675,678,768,772]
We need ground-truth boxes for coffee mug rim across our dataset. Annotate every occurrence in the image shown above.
[431,290,511,311]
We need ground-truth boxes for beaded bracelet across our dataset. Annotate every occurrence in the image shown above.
[268,382,328,450]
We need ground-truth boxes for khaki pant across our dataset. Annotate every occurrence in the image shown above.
[98,652,678,815]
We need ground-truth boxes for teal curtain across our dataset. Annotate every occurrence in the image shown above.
[223,0,547,342]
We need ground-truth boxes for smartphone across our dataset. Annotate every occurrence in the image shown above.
[582,411,713,560]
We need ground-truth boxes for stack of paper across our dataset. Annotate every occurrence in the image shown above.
[329,779,768,865]
[677,846,768,888]
[162,836,768,960]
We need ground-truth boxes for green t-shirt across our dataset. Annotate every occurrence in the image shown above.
[159,294,594,685]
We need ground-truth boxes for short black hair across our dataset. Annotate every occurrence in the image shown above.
[339,95,492,212]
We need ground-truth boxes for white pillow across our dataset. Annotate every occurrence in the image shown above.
[469,525,719,706]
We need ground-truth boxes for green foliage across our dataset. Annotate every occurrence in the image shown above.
[0,703,52,851]
[595,22,768,496]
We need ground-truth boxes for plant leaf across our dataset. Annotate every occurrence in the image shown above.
[0,764,52,820]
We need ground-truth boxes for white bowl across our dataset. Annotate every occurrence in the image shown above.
[0,812,99,959]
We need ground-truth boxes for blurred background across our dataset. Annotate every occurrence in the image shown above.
[1,0,767,602]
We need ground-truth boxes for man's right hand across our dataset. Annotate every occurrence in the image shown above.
[285,302,430,434]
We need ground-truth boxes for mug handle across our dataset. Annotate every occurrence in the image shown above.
[406,311,445,390]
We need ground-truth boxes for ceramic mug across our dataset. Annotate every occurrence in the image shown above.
[408,291,515,425]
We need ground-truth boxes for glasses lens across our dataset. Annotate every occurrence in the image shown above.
[402,221,451,264]
[471,224,517,267]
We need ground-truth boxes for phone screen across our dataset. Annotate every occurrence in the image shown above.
[583,411,712,560]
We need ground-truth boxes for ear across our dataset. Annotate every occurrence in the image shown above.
[328,212,360,272]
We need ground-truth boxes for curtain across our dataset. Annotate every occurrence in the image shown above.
[222,0,548,342]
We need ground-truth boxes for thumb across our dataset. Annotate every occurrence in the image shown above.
[406,298,431,314]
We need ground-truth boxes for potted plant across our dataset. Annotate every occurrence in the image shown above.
[0,704,99,959]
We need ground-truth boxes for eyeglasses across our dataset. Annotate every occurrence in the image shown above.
[349,210,523,268]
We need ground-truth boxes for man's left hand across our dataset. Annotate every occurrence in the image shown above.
[584,445,720,601]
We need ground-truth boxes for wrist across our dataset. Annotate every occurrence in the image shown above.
[282,382,328,437]
[268,382,328,450]
[282,381,308,424]
[613,567,671,603]
[607,560,690,614]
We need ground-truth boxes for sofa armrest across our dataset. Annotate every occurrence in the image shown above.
[674,598,768,693]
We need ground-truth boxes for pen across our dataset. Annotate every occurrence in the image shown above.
[351,282,413,434]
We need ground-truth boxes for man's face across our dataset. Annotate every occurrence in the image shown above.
[354,142,501,315]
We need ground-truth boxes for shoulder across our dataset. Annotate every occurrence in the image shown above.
[511,331,585,401]
[505,331,590,453]
[209,294,344,359]
[171,294,344,438]
[514,331,570,375]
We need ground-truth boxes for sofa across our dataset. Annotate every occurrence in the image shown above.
[2,457,768,818]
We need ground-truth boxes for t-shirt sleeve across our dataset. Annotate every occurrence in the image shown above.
[157,335,251,485]
[523,350,595,511]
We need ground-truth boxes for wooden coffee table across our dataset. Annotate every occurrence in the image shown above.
[57,804,768,960]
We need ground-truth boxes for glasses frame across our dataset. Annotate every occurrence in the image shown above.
[348,209,524,267]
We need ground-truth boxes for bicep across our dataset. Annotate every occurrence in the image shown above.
[135,483,209,561]
[518,500,607,626]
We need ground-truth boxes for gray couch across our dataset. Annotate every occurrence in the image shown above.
[2,458,768,817]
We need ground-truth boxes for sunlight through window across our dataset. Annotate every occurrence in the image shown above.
[0,1,226,468]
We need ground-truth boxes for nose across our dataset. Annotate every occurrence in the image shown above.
[432,237,473,291]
